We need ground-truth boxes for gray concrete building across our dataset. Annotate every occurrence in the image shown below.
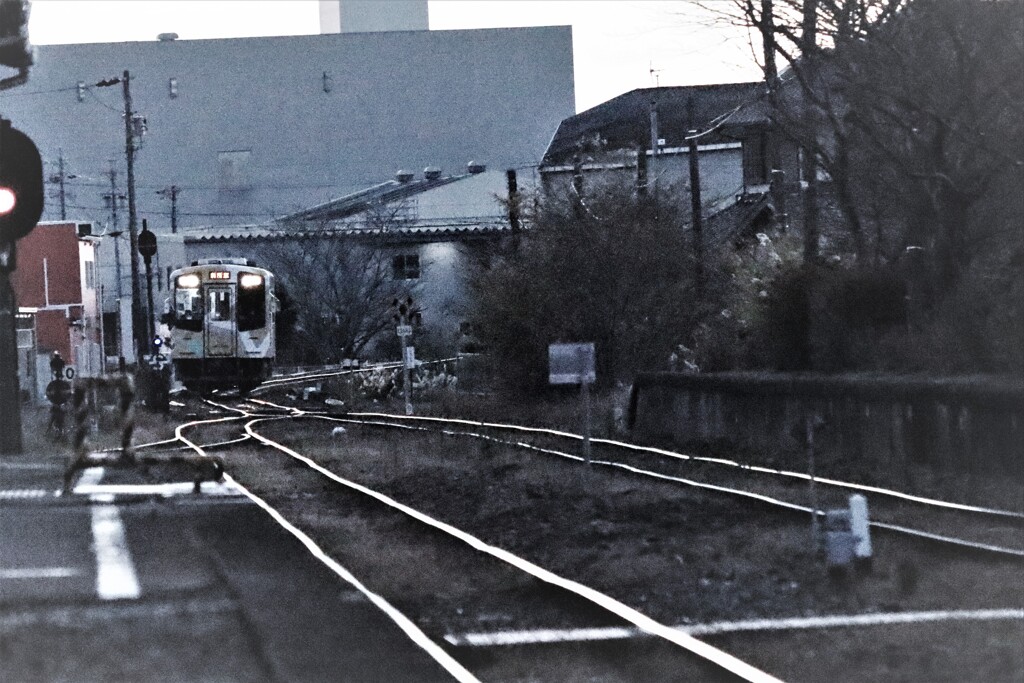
[1,25,574,232]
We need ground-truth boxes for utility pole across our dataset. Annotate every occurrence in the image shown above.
[157,185,179,234]
[104,163,126,368]
[687,130,705,295]
[46,150,78,222]
[122,70,146,364]
[56,151,66,220]
[801,0,820,263]
[104,164,123,232]
[759,0,785,232]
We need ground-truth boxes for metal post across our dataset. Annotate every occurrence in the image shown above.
[108,231,124,367]
[0,251,23,454]
[144,253,155,347]
[402,332,412,416]
[581,375,592,465]
[806,412,820,548]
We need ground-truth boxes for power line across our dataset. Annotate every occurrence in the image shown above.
[61,203,280,219]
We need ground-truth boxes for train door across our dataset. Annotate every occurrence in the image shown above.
[204,285,236,357]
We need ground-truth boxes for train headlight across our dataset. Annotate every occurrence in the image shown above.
[239,274,264,289]
[176,274,200,288]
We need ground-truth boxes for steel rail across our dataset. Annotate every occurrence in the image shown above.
[343,412,1024,520]
[309,413,1024,560]
[244,415,785,683]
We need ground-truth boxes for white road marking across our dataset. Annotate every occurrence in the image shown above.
[0,597,236,632]
[72,481,243,497]
[0,463,63,470]
[0,567,83,580]
[0,489,50,500]
[77,469,141,601]
[445,608,1024,647]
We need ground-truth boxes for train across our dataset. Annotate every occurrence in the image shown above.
[165,258,277,394]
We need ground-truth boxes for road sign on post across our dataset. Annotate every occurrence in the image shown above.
[549,342,596,463]
[548,343,596,385]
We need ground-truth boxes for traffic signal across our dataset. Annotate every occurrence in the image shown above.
[391,296,415,323]
[0,119,43,243]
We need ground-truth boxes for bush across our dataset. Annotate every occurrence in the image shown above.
[470,178,706,393]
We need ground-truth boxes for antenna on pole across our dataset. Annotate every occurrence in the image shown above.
[649,61,662,87]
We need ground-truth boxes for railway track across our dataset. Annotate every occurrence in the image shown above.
[240,396,1024,561]
[66,384,1021,682]
[160,396,785,682]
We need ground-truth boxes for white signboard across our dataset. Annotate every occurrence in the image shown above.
[548,342,596,385]
[396,324,413,337]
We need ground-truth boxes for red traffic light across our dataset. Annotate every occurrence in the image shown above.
[0,119,43,243]
[0,186,14,213]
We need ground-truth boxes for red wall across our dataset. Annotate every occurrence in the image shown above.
[11,223,83,359]
[34,309,72,359]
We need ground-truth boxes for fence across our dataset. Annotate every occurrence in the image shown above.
[628,372,1024,491]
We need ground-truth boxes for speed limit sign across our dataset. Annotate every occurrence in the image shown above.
[63,366,76,381]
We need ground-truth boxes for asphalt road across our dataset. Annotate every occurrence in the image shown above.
[0,454,457,683]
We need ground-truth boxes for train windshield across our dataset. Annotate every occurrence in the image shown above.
[208,289,233,322]
[174,285,203,332]
[237,273,267,331]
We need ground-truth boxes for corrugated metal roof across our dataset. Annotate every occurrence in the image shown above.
[186,169,512,244]
[276,174,468,223]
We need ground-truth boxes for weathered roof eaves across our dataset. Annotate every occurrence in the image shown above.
[185,221,511,245]
[542,82,769,165]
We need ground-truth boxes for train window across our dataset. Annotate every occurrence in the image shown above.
[175,286,203,332]
[208,289,233,322]
[237,275,267,331]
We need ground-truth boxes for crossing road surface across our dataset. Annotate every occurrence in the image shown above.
[0,456,458,683]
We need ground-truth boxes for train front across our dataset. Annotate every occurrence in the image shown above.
[166,262,277,394]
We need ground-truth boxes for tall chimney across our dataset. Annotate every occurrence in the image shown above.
[319,0,429,34]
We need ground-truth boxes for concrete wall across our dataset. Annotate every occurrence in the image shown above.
[541,145,745,210]
[5,27,574,232]
[630,372,1024,491]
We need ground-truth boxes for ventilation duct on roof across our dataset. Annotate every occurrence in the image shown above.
[423,166,442,180]
[467,161,486,174]
[396,170,414,183]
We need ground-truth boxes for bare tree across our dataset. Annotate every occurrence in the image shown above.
[255,224,417,364]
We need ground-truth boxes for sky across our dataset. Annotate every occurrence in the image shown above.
[26,1,763,113]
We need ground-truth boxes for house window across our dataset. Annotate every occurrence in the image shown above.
[84,260,95,290]
[742,131,769,186]
[218,150,252,192]
[392,254,420,280]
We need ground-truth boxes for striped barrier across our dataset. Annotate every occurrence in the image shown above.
[63,375,223,494]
